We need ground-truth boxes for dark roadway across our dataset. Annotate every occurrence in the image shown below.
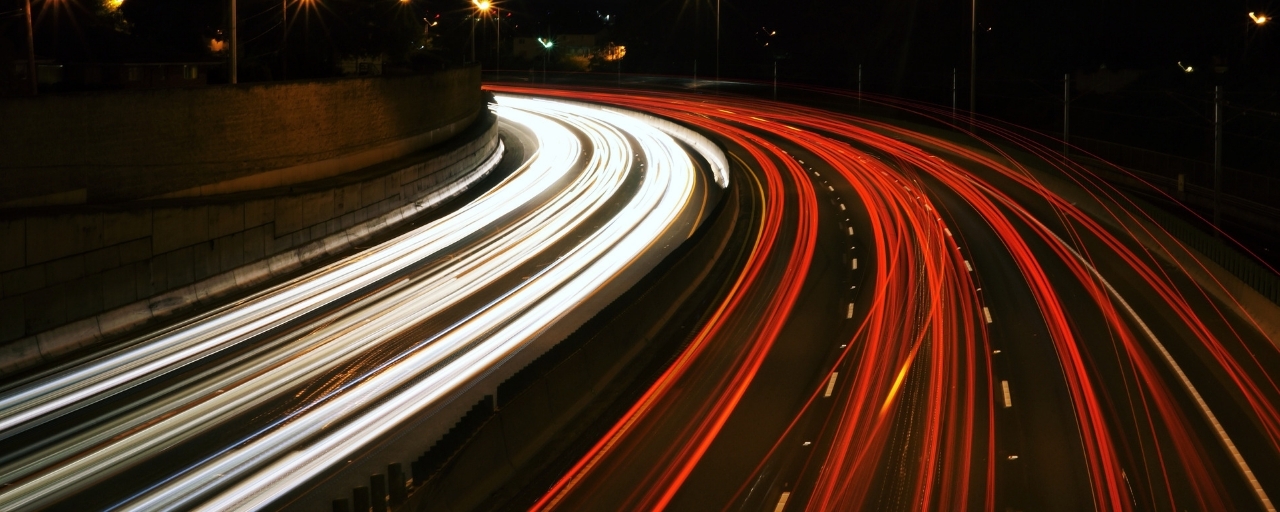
[486,83,1280,512]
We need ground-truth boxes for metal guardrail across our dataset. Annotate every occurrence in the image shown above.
[1130,194,1280,305]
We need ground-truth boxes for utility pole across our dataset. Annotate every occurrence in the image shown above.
[951,68,957,119]
[230,0,238,84]
[1214,85,1223,231]
[1063,73,1070,158]
[969,0,976,128]
[715,0,720,88]
[495,6,500,81]
[23,0,37,95]
[281,0,287,80]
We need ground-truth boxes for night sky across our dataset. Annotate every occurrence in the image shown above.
[2,0,1276,170]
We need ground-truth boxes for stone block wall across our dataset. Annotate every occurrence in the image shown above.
[0,67,481,206]
[0,116,500,374]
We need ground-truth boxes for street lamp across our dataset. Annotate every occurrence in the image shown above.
[281,0,288,80]
[22,0,36,95]
[472,0,491,64]
[969,0,976,125]
[538,37,553,83]
[1249,12,1269,25]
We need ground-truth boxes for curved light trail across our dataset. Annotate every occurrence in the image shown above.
[0,95,722,510]
[488,84,1280,512]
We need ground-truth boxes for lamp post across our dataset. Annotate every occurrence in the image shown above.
[968,0,975,126]
[495,5,500,81]
[538,37,553,84]
[281,0,287,80]
[230,0,238,83]
[471,0,491,65]
[23,0,36,95]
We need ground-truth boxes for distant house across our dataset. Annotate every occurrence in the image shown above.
[512,34,598,61]
[337,55,386,77]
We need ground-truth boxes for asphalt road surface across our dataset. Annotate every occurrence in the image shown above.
[489,84,1280,512]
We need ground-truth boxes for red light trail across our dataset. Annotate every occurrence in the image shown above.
[489,84,1280,512]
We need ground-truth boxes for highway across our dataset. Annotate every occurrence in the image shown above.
[0,95,724,510]
[487,85,1280,512]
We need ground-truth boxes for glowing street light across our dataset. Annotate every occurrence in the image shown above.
[470,0,491,63]
[1249,12,1268,25]
[538,37,553,83]
[1177,61,1194,73]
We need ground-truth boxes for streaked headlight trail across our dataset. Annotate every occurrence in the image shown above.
[0,95,723,510]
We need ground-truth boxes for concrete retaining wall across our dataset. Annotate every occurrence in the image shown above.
[0,115,500,375]
[0,67,481,206]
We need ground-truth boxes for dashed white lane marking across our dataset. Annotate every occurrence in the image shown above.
[825,372,839,397]
[945,228,953,237]
[846,303,855,319]
[847,227,854,235]
[983,307,993,324]
[1002,380,1012,408]
[964,260,973,272]
[814,171,821,177]
[839,203,846,211]
[827,186,835,192]
[774,492,791,512]
[851,258,858,270]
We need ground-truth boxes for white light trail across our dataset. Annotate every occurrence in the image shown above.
[0,95,720,511]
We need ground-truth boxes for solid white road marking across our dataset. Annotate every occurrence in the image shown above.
[825,372,839,397]
[1002,380,1012,408]
[775,492,791,512]
[846,303,855,319]
[983,307,993,324]
[1041,228,1277,511]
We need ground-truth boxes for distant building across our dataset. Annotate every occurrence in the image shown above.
[32,62,218,89]
[337,55,386,77]
[512,34,598,61]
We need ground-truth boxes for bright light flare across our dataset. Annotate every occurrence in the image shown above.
[1249,11,1269,25]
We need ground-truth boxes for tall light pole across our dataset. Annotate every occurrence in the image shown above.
[715,0,720,86]
[281,0,287,80]
[495,5,500,81]
[968,0,975,126]
[230,0,238,84]
[1213,85,1223,230]
[471,0,491,65]
[23,0,37,95]
[539,37,553,83]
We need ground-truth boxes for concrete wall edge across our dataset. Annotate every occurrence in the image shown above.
[0,136,504,376]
